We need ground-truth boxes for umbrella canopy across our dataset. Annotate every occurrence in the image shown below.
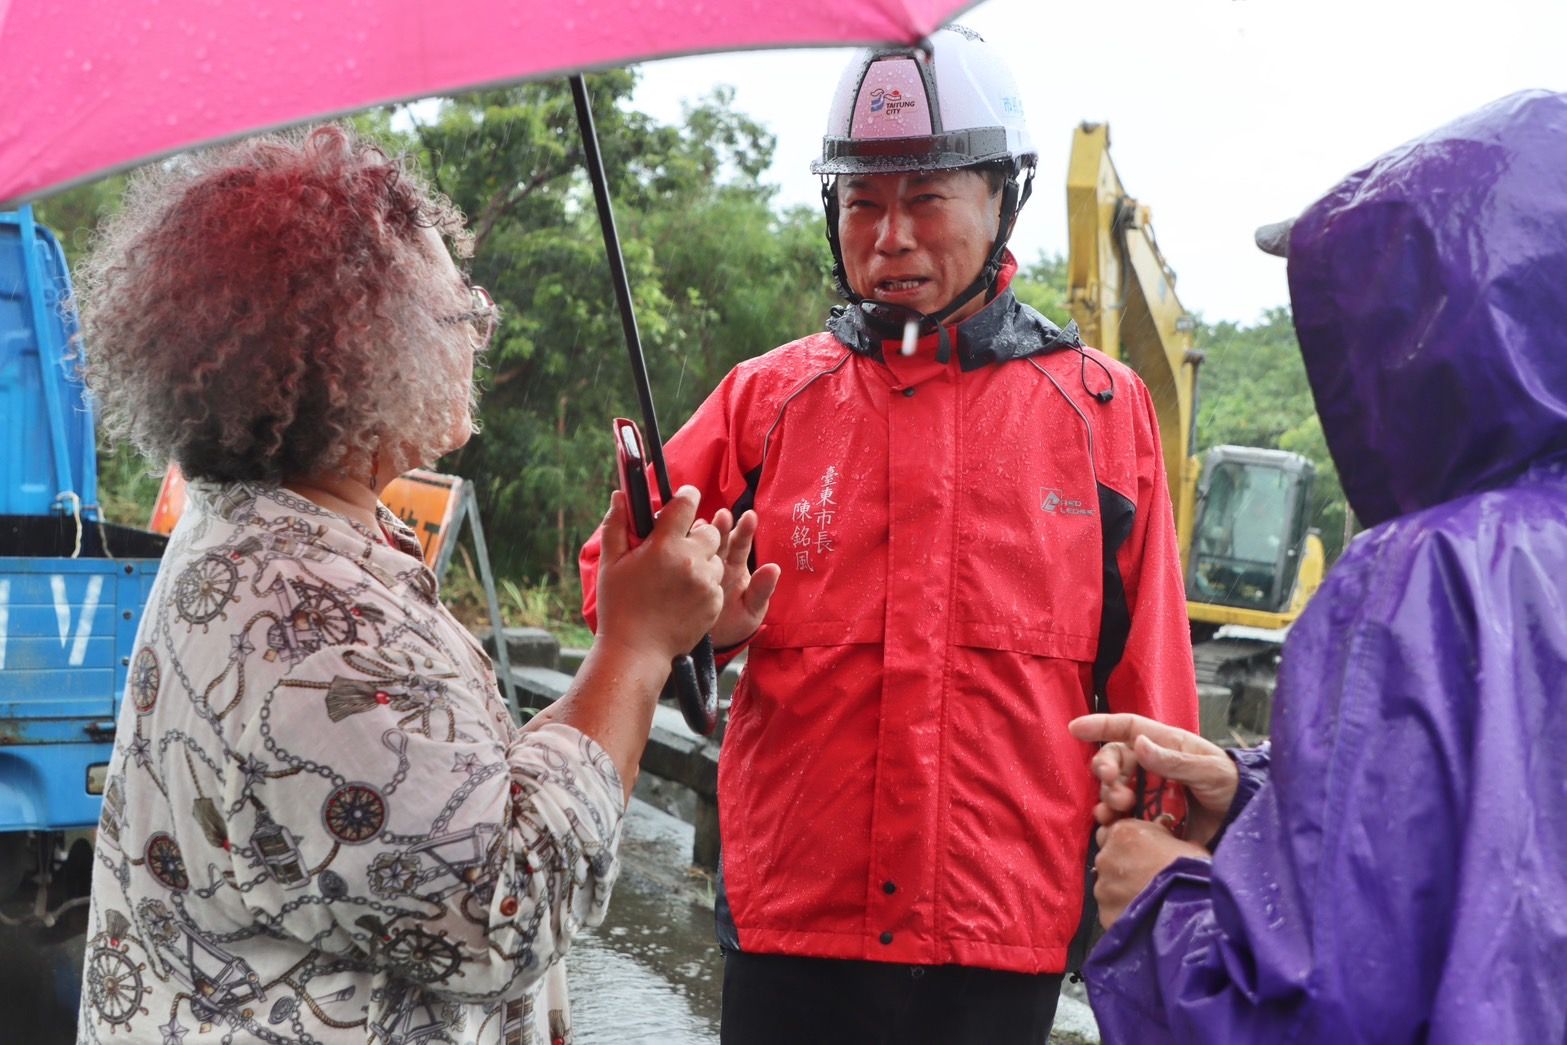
[0,0,977,206]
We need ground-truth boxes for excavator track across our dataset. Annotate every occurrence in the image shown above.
[1193,638,1279,745]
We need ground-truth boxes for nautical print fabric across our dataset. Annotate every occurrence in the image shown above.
[80,482,623,1045]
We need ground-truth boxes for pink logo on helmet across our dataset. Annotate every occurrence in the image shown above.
[850,58,932,139]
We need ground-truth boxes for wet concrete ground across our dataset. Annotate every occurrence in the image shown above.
[568,797,724,1042]
[0,910,86,1044]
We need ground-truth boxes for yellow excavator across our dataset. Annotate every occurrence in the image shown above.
[1065,122,1325,738]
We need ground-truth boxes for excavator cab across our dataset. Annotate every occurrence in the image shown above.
[1186,446,1322,625]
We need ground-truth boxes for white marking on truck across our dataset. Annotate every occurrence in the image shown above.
[52,575,70,645]
[0,579,9,670]
[50,574,103,667]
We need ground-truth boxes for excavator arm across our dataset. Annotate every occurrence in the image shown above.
[1066,122,1203,556]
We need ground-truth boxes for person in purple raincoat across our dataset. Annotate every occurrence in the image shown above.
[1067,89,1567,1044]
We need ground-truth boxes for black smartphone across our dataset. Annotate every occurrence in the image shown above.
[614,417,656,542]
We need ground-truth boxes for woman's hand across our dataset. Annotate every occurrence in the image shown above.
[1069,712,1238,848]
[551,487,726,797]
[1092,819,1210,929]
[594,486,725,664]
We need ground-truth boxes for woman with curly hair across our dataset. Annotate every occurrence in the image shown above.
[74,124,735,1045]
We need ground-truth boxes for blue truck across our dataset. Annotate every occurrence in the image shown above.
[0,206,165,928]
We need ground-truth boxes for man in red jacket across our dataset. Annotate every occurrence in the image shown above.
[581,25,1198,1044]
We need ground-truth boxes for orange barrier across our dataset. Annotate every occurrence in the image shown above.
[380,469,463,572]
[147,467,188,536]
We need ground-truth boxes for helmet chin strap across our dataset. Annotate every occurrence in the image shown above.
[824,165,1035,365]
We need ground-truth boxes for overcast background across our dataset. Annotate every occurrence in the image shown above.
[632,0,1567,324]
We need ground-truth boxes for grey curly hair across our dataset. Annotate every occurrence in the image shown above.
[76,124,484,484]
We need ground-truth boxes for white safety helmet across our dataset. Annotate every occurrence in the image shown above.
[812,26,1038,325]
[812,24,1036,176]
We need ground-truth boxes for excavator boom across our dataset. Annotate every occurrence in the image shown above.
[1066,122,1202,554]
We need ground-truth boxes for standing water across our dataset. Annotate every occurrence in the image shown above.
[569,798,722,1043]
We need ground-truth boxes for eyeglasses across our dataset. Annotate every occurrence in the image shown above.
[442,285,497,351]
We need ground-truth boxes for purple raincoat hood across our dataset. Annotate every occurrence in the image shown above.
[1287,89,1567,526]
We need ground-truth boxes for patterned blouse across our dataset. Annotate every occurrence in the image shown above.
[79,482,624,1045]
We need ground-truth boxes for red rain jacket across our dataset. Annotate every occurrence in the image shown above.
[581,269,1197,973]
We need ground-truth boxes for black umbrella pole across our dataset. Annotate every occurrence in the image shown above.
[570,74,675,503]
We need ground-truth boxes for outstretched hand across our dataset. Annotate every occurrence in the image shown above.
[1069,712,1238,848]
[706,508,780,650]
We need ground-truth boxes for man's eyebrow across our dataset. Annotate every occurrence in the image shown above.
[843,173,946,192]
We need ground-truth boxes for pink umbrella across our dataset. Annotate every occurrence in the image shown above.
[0,0,977,206]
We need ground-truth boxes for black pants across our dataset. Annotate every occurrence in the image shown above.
[720,951,1062,1045]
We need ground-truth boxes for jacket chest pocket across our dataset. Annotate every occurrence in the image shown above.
[951,444,1106,662]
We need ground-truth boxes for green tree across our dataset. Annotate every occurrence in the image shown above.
[393,77,835,591]
[1009,251,1070,322]
[27,175,161,526]
[1193,307,1348,560]
[33,174,127,262]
